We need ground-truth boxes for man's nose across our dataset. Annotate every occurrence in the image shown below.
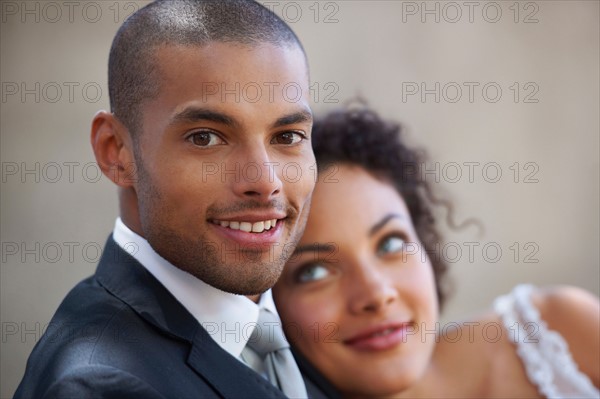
[229,145,283,201]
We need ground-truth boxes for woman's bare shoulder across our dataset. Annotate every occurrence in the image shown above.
[531,285,600,387]
[434,285,600,396]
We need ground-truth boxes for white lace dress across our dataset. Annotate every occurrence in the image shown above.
[494,284,600,398]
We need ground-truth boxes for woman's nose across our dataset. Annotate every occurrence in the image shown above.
[347,261,399,315]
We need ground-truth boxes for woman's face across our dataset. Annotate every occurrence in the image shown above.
[273,165,439,397]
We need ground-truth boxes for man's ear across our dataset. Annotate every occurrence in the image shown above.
[90,111,137,188]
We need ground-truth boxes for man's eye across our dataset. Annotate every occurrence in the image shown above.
[295,263,330,283]
[188,131,225,147]
[271,131,305,145]
[377,235,406,256]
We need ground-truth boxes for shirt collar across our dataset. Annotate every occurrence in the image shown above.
[112,217,276,358]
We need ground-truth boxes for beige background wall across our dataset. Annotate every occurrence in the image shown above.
[1,1,598,397]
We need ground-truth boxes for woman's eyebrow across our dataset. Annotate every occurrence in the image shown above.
[369,213,405,237]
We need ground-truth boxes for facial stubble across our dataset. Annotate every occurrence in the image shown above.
[133,153,311,295]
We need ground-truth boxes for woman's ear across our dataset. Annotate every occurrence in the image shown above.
[90,111,137,188]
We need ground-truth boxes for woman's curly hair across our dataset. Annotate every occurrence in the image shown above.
[311,105,450,309]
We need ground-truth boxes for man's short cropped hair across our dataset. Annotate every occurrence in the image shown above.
[108,0,305,136]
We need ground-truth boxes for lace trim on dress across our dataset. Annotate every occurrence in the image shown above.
[494,284,600,399]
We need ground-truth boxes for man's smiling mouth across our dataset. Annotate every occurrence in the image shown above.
[210,219,279,233]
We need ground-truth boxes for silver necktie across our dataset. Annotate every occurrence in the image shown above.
[247,308,308,398]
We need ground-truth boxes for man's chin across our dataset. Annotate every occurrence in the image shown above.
[147,228,293,294]
[187,258,284,296]
[205,274,281,297]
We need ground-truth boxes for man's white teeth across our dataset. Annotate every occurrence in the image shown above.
[240,222,252,232]
[251,222,264,233]
[217,219,277,233]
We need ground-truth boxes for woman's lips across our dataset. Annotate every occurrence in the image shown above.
[344,322,413,351]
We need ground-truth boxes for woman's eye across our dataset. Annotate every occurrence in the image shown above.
[271,131,305,145]
[377,235,406,256]
[295,263,330,283]
[188,131,225,147]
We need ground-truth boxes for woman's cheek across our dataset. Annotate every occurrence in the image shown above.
[409,262,439,321]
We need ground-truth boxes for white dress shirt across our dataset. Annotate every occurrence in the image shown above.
[111,217,279,362]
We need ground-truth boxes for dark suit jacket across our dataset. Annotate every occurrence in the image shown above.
[14,236,336,399]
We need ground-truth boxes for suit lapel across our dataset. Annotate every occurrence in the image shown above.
[95,236,287,399]
[96,236,197,342]
[188,327,287,398]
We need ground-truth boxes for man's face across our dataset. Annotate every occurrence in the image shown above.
[131,43,315,295]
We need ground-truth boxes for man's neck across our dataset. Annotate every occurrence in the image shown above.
[247,294,260,303]
[118,187,145,237]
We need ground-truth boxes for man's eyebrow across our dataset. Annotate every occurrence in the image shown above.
[169,107,237,127]
[272,109,313,129]
[292,242,336,255]
[369,213,405,236]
